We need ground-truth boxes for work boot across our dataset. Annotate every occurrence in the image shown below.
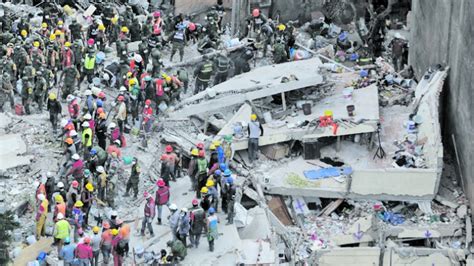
[157,218,162,225]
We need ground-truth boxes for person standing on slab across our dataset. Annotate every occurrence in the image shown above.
[248,114,264,163]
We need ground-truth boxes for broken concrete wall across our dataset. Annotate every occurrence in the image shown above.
[315,247,381,266]
[410,0,474,206]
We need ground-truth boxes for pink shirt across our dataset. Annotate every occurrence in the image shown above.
[75,243,93,259]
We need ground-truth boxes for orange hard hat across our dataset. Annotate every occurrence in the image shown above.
[252,8,260,17]
[65,138,74,145]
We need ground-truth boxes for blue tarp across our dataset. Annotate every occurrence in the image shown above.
[303,167,353,180]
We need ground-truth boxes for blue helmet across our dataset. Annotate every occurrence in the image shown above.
[208,207,216,214]
[96,99,103,107]
[223,169,232,177]
[226,176,233,184]
[219,163,227,171]
[90,148,97,155]
[214,170,221,176]
[360,69,368,78]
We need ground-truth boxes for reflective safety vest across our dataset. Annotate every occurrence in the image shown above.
[173,30,185,42]
[198,61,213,81]
[217,56,230,73]
[84,54,96,70]
[55,219,70,239]
[82,127,93,147]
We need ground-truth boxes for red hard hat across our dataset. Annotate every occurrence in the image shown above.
[117,96,124,101]
[156,179,165,187]
[188,22,196,31]
[72,180,79,188]
[153,11,161,18]
[145,99,152,105]
[84,236,91,244]
[196,142,204,149]
[165,145,173,152]
[98,91,106,99]
[192,198,199,205]
[198,150,205,157]
[102,221,110,229]
[87,38,94,46]
[97,107,104,114]
[252,8,260,17]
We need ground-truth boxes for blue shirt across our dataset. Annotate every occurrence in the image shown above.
[60,243,77,262]
[217,146,225,164]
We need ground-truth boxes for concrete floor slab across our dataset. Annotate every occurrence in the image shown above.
[0,134,32,171]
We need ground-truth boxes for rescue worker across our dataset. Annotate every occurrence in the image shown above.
[61,66,80,100]
[188,148,199,192]
[189,198,205,248]
[53,213,71,254]
[75,237,93,265]
[125,157,140,198]
[193,54,214,94]
[53,194,67,222]
[111,228,126,266]
[0,72,15,112]
[47,92,62,134]
[21,76,33,115]
[141,192,155,237]
[83,50,96,85]
[170,28,186,62]
[100,222,113,265]
[390,33,408,72]
[82,121,93,159]
[34,70,48,112]
[168,203,180,240]
[151,48,162,77]
[91,226,101,266]
[61,42,75,69]
[177,208,190,246]
[214,51,230,85]
[81,182,95,226]
[155,179,170,225]
[223,175,237,224]
[95,112,108,150]
[166,239,187,262]
[115,95,127,134]
[36,194,49,240]
[246,8,268,37]
[206,207,219,252]
[72,200,85,242]
[59,237,76,265]
[248,114,264,163]
[196,150,208,197]
[273,37,289,64]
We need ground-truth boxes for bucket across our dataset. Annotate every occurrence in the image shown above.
[346,105,355,116]
[15,104,24,115]
[343,87,354,100]
[302,103,312,115]
[263,112,273,123]
[406,120,416,132]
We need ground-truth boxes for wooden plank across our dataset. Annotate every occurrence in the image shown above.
[267,196,294,226]
[322,198,344,216]
[14,238,53,266]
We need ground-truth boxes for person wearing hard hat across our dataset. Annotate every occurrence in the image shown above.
[248,114,264,163]
[0,72,15,113]
[61,41,75,68]
[115,95,127,134]
[246,8,268,37]
[208,144,219,173]
[170,27,187,62]
[75,236,94,265]
[196,150,208,198]
[53,194,67,222]
[141,192,155,237]
[72,200,85,242]
[222,135,234,164]
[91,226,101,266]
[60,66,80,100]
[188,148,199,192]
[111,227,128,266]
[46,92,62,134]
[100,221,113,265]
[33,69,48,112]
[81,183,95,225]
[206,207,219,252]
[66,154,84,187]
[20,76,33,115]
[82,121,93,159]
[193,53,214,94]
[200,187,211,212]
[154,179,170,225]
[82,49,97,85]
[168,203,180,241]
[160,154,172,187]
[223,173,237,225]
[53,212,71,253]
[390,32,408,72]
[206,179,218,212]
[59,236,76,265]
[125,157,140,198]
[189,198,205,248]
[35,193,49,240]
[177,208,191,246]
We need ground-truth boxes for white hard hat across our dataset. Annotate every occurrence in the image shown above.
[83,113,92,120]
[134,54,143,63]
[394,32,402,39]
[72,154,80,160]
[110,210,118,217]
[37,194,45,201]
[181,208,188,212]
[103,73,110,81]
[46,171,53,178]
[84,90,92,96]
[57,213,64,219]
[114,139,121,145]
[108,122,116,129]
[91,87,101,96]
[66,94,75,102]
[57,182,65,188]
[119,86,127,92]
[169,203,177,210]
[69,130,78,137]
[82,121,90,127]
[96,166,105,173]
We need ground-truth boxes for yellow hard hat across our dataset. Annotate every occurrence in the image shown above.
[64,42,71,47]
[165,76,172,83]
[209,144,216,150]
[54,194,63,202]
[21,30,28,37]
[58,20,64,26]
[92,226,100,233]
[41,22,48,28]
[85,183,94,192]
[111,228,119,235]
[55,29,62,36]
[277,24,286,31]
[49,92,57,100]
[98,24,106,31]
[200,187,208,194]
[33,41,40,48]
[251,114,257,121]
[49,34,56,41]
[121,26,129,33]
[74,200,84,207]
[212,140,221,146]
[191,149,199,156]
[129,79,136,86]
[111,16,119,24]
[206,179,215,187]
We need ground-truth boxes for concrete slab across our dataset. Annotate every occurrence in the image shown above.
[383,249,451,266]
[237,240,276,264]
[0,134,32,171]
[239,206,272,240]
[316,247,380,266]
